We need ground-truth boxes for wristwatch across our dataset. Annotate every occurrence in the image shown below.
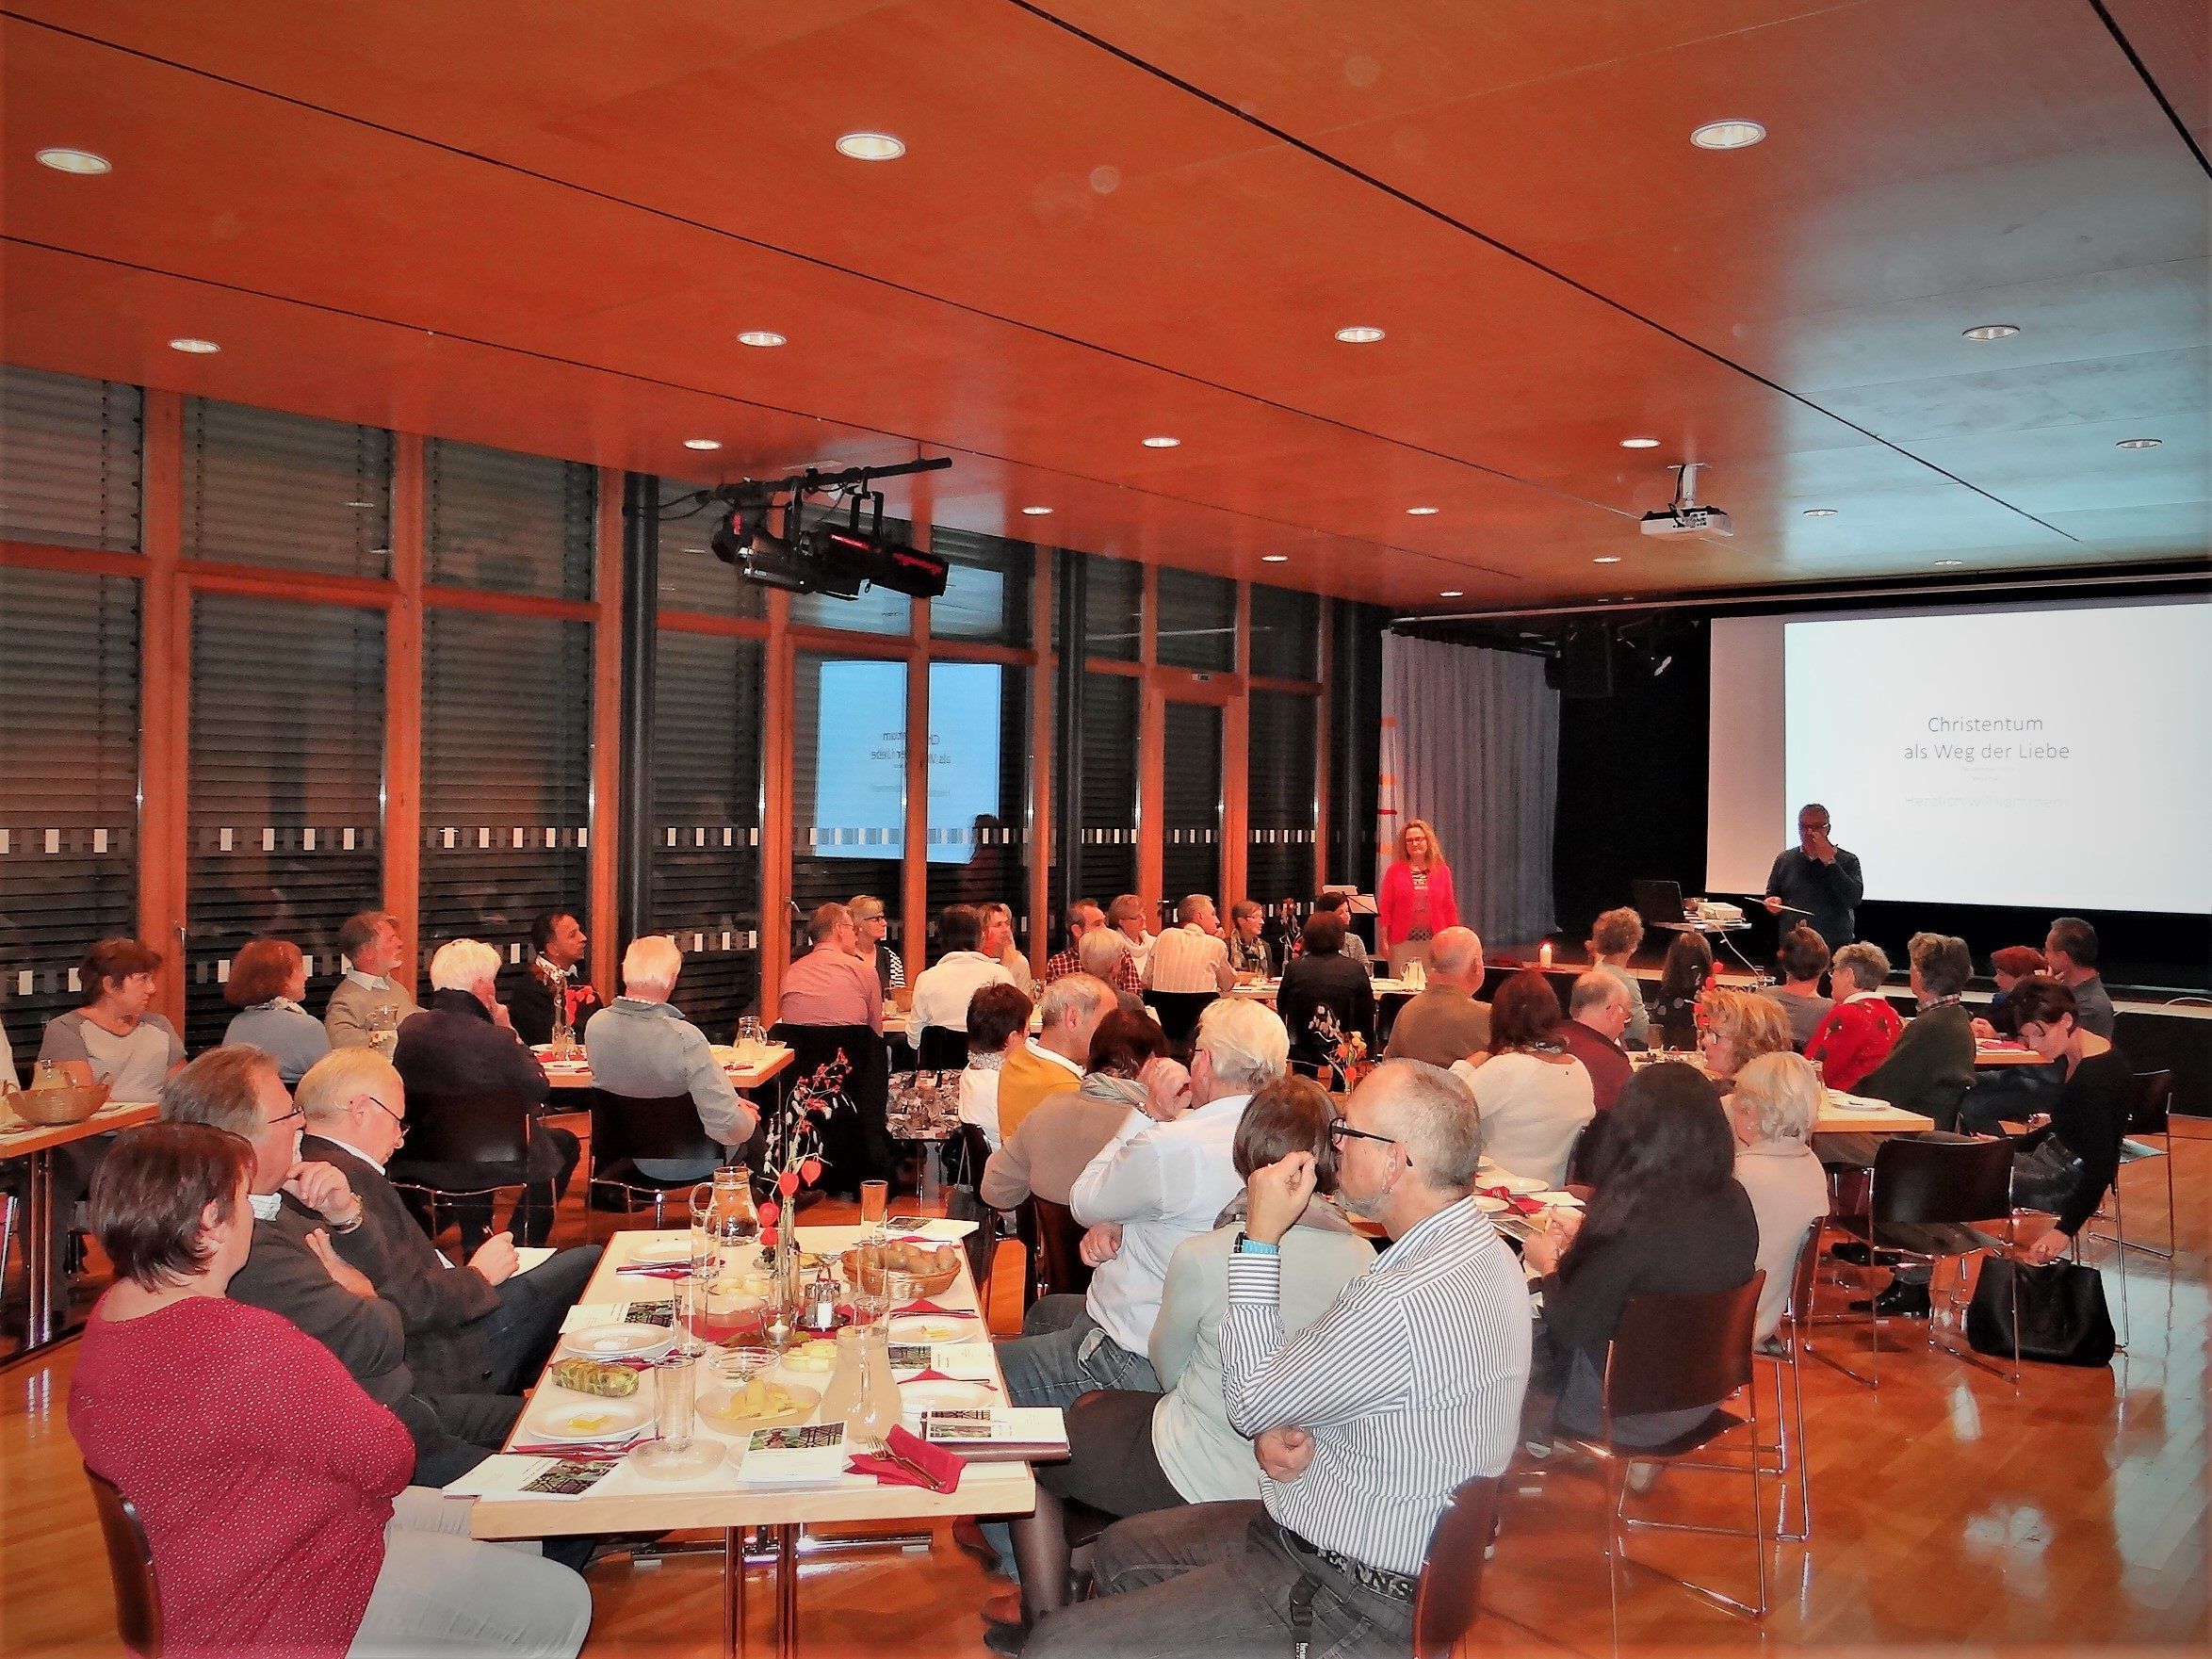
[1232,1232,1279,1258]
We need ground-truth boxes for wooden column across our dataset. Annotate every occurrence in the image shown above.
[382,433,426,995]
[136,390,187,1031]
[589,469,626,998]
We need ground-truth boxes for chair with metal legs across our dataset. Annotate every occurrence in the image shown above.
[2088,1070,2175,1262]
[1754,1223,1824,1542]
[1553,1273,1770,1625]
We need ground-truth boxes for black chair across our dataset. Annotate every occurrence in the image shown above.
[1023,1195,1093,1304]
[1412,1474,1505,1659]
[386,1090,540,1254]
[1818,1134,2020,1387]
[84,1464,162,1658]
[948,1123,1002,1299]
[2089,1070,2176,1261]
[916,1025,969,1072]
[1553,1275,1769,1626]
[1147,990,1216,1059]
[587,1092,722,1230]
[768,1022,892,1195]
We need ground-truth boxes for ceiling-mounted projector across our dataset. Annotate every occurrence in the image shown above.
[1638,461,1733,540]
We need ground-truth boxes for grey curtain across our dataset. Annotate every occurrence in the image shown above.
[1380,633,1559,946]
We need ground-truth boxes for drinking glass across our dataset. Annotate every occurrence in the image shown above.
[671,1272,708,1358]
[632,1352,724,1479]
[859,1179,889,1240]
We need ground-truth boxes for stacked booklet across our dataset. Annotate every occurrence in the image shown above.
[918,1407,1070,1462]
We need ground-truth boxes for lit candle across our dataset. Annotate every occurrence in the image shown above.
[1538,940,1553,968]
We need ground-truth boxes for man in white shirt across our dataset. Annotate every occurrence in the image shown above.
[909,903,1017,1033]
[1107,893,1158,984]
[1145,895,1238,995]
[998,998,1289,1407]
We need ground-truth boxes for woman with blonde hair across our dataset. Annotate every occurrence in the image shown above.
[1376,818,1459,977]
[1698,986,1795,1089]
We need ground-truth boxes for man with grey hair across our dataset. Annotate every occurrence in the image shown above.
[298,1048,601,1395]
[995,972,1116,1142]
[1146,894,1238,994]
[1559,970,1633,1113]
[1000,999,1290,1407]
[1027,1060,1531,1659]
[1382,924,1489,1065]
[392,937,572,1249]
[162,1046,522,1488]
[325,909,420,1049]
[587,934,757,1182]
[777,903,883,1032]
[1077,926,1144,1003]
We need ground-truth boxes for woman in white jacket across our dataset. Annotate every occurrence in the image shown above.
[990,1077,1374,1647]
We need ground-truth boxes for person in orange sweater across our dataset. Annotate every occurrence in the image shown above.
[1804,942,1902,1092]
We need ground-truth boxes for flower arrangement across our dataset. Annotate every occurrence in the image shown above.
[756,1051,853,1252]
[1308,1007,1371,1094]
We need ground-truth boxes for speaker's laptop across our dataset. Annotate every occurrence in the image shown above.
[1632,879,1685,928]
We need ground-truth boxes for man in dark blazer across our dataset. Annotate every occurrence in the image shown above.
[299,1047,601,1395]
[156,1045,519,1486]
[504,910,605,1048]
[393,937,579,1247]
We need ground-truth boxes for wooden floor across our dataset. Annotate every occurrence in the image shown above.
[5,1121,2206,1657]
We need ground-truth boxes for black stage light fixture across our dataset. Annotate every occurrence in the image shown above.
[809,524,949,599]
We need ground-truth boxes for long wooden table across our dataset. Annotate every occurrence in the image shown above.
[469,1224,1034,1657]
[0,1099,159,1360]
[539,1047,795,1094]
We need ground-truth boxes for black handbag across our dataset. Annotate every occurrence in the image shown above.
[1966,1256,2115,1367]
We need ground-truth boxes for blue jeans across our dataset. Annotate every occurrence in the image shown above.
[998,1293,1161,1407]
[484,1245,603,1393]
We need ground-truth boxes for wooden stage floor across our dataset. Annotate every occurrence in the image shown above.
[5,1119,2205,1657]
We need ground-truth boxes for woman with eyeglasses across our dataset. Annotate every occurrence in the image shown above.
[987,1077,1374,1651]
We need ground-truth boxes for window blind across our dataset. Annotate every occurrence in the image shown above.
[187,595,385,1050]
[651,630,765,1035]
[656,478,765,619]
[930,528,1033,645]
[1247,689,1319,905]
[1155,568,1235,672]
[790,652,906,964]
[425,438,595,599]
[1076,672,1138,905]
[0,365,142,551]
[420,610,593,979]
[182,398,392,577]
[1161,701,1223,903]
[924,662,1031,940]
[0,569,140,1068]
[1250,583,1321,681]
[1081,555,1142,661]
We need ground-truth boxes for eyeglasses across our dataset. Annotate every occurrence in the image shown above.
[363,1095,408,1145]
[1327,1120,1398,1149]
[265,1102,304,1128]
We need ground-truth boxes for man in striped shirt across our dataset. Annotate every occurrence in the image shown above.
[1026,1060,1530,1659]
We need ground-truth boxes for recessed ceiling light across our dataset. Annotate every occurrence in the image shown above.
[1690,119,1766,151]
[1961,324,2020,342]
[1261,554,1290,563]
[1020,505,1053,516]
[1334,325,1386,344]
[1439,590,1464,599]
[1934,560,1964,567]
[736,330,787,349]
[167,337,220,354]
[1406,506,1439,516]
[683,438,723,451]
[2116,436,2162,449]
[1593,556,1622,564]
[1801,507,1838,517]
[1619,436,1661,449]
[836,131,905,162]
[36,146,111,174]
[1141,435,1180,448]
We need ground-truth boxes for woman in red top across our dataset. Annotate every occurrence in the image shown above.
[1376,819,1460,977]
[67,1121,591,1659]
[1804,942,1903,1092]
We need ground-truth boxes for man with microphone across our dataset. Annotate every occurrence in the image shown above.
[1764,803,1863,948]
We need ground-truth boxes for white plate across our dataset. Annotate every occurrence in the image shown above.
[1474,1195,1509,1213]
[1478,1169,1548,1195]
[900,1379,994,1414]
[525,1396,651,1442]
[890,1314,979,1344]
[559,1324,675,1362]
[626,1235,693,1265]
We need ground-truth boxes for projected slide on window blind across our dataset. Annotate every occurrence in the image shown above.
[811,659,1004,864]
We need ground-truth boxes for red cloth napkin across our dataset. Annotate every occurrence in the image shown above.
[847,1424,964,1493]
[616,1264,692,1279]
[1478,1186,1547,1216]
[894,1299,974,1318]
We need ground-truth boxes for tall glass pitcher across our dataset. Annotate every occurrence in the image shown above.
[689,1166,758,1289]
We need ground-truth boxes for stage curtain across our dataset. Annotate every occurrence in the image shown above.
[1381,633,1559,946]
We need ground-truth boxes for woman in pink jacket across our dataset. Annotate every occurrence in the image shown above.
[1377,818,1459,976]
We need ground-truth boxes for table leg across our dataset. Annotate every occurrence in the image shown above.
[24,1148,55,1348]
[776,1523,799,1659]
[724,1526,746,1659]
